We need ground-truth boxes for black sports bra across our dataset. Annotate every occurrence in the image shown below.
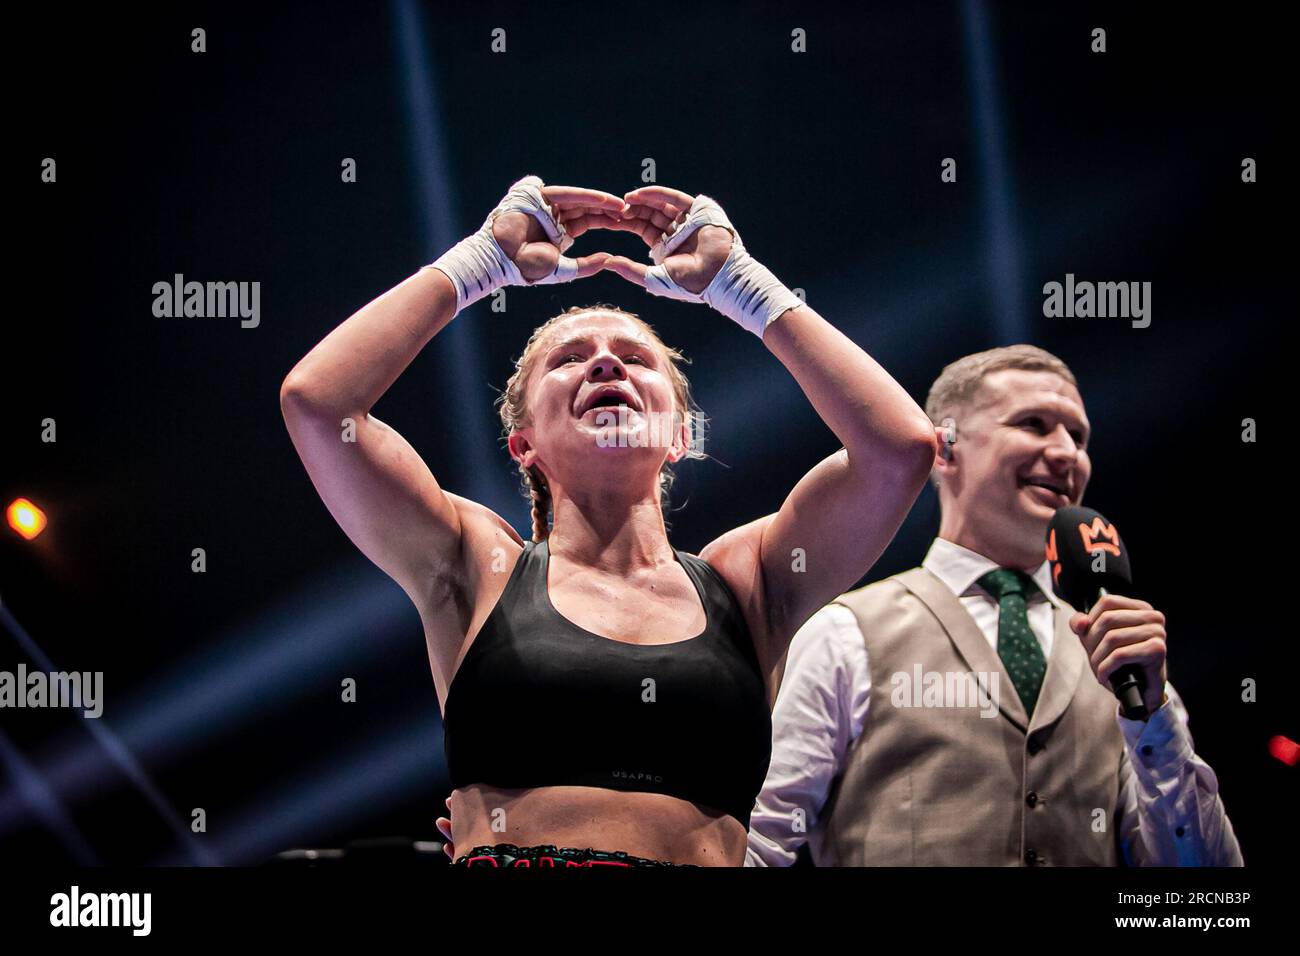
[442,537,772,829]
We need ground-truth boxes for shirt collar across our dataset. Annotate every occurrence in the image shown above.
[922,537,1064,608]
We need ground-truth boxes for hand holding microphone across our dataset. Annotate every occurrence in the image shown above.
[1046,506,1169,720]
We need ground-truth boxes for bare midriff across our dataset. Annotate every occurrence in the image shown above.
[449,783,748,866]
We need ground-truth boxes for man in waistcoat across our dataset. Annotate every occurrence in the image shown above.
[746,345,1242,866]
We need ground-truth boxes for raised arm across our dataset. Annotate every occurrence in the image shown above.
[746,302,937,636]
[602,186,937,672]
[280,266,464,605]
[280,176,621,609]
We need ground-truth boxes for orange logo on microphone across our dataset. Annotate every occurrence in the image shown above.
[1045,528,1062,587]
[1078,517,1121,556]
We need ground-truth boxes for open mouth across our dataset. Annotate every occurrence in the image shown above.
[585,397,630,413]
[578,388,641,416]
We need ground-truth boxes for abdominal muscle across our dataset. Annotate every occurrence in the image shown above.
[449,783,749,866]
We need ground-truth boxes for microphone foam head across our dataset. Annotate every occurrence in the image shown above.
[1045,505,1132,610]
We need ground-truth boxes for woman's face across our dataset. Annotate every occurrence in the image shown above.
[509,312,688,493]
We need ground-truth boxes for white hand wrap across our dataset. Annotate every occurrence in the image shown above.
[645,195,803,338]
[426,175,580,312]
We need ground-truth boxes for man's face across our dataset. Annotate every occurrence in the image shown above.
[939,368,1092,561]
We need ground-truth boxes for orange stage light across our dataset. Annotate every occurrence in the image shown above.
[6,498,47,540]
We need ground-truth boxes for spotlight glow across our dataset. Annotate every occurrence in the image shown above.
[6,498,47,540]
[1268,735,1299,767]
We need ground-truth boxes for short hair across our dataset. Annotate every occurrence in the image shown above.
[924,344,1078,490]
[925,344,1077,427]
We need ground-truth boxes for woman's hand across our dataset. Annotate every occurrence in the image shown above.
[596,185,800,339]
[492,183,628,282]
[428,175,629,310]
[436,795,455,862]
[602,186,734,293]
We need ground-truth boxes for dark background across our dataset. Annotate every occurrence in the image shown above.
[4,1,1290,867]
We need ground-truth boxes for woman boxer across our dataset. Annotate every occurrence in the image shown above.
[280,176,937,866]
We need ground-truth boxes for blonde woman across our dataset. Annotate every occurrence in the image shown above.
[280,176,937,866]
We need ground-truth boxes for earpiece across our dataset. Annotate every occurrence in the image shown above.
[940,418,957,461]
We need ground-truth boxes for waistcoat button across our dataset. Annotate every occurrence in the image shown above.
[1025,848,1040,865]
[1025,791,1039,808]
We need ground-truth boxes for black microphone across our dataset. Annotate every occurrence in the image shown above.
[1045,505,1148,720]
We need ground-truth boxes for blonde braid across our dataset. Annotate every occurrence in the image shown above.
[525,465,552,543]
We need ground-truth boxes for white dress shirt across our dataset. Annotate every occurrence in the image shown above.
[745,537,1244,867]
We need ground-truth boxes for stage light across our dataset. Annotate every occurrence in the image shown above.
[6,498,47,540]
[1268,735,1299,767]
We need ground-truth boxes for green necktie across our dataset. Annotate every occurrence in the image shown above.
[977,569,1047,718]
